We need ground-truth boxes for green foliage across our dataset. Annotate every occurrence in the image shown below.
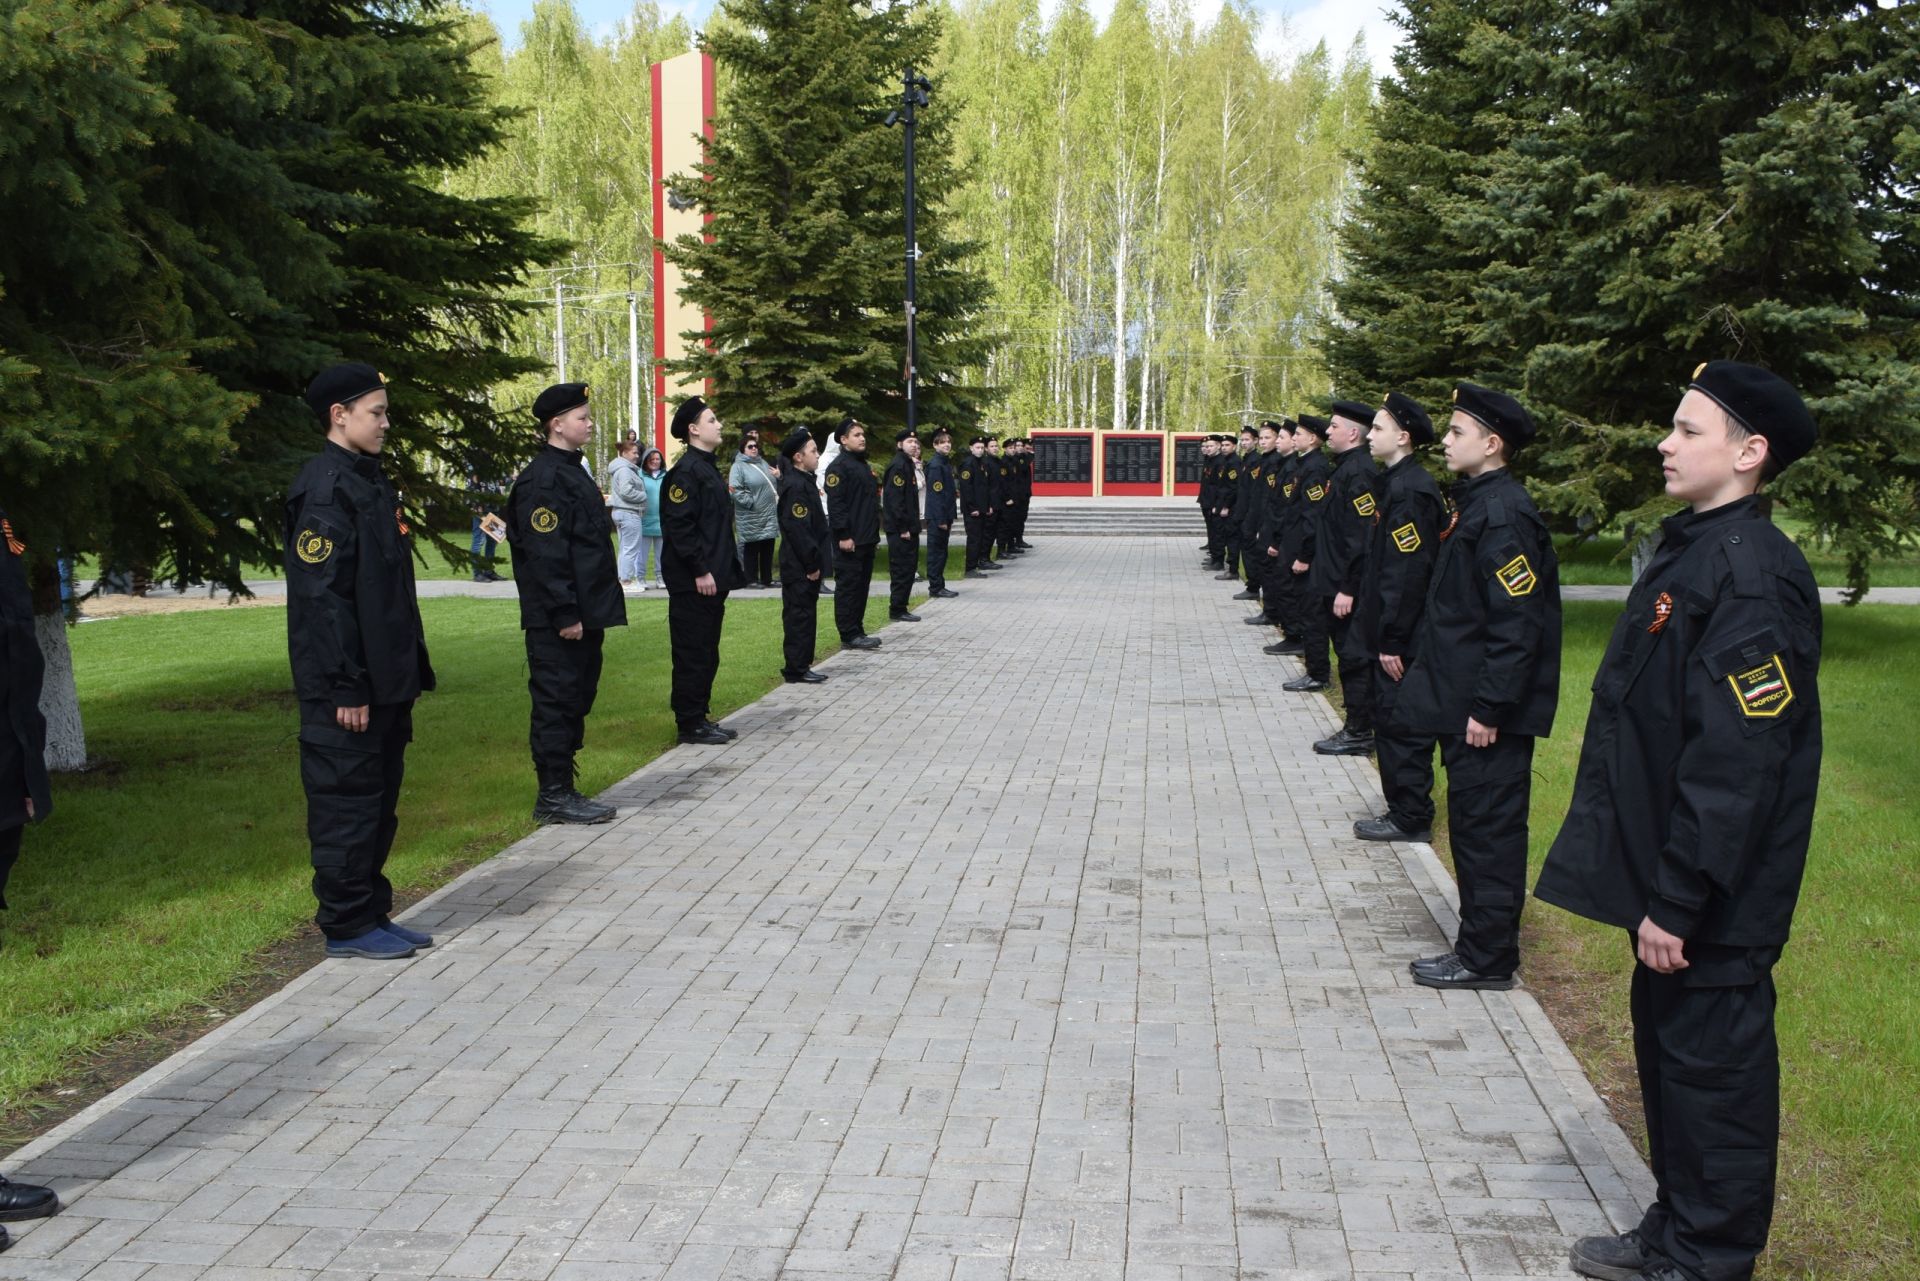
[0,0,563,590]
[662,0,995,438]
[1327,1,1920,600]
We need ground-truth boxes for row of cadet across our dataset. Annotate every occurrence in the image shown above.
[1195,364,1825,1281]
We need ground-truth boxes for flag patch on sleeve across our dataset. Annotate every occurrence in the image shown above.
[1391,522,1420,553]
[1495,554,1536,597]
[1352,493,1376,517]
[1727,655,1794,718]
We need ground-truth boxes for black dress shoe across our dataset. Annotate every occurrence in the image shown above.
[1410,954,1515,991]
[676,724,731,746]
[890,611,922,622]
[931,588,959,598]
[533,787,617,823]
[981,560,1003,570]
[1261,641,1293,655]
[1569,1230,1654,1281]
[784,670,829,684]
[1017,541,1033,549]
[0,1175,59,1223]
[1232,589,1259,601]
[1282,675,1331,692]
[1244,614,1272,625]
[1271,638,1305,655]
[1213,571,1238,580]
[844,634,882,650]
[1313,729,1375,756]
[1354,814,1431,843]
[703,720,738,740]
[1408,951,1457,974]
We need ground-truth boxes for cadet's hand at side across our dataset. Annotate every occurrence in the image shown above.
[336,704,370,733]
[695,573,717,597]
[1333,592,1354,618]
[1291,560,1309,575]
[1465,716,1498,747]
[1267,546,1279,559]
[1636,915,1689,973]
[806,570,820,581]
[838,538,854,553]
[559,622,584,640]
[1379,653,1404,681]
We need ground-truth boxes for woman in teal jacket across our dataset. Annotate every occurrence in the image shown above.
[638,447,666,588]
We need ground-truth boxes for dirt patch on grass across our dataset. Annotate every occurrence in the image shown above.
[78,594,281,621]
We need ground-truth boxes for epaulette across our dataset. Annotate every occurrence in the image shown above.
[1717,521,1768,599]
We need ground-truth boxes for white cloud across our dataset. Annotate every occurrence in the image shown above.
[1257,0,1403,81]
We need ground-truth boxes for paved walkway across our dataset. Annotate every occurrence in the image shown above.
[11,538,1652,1280]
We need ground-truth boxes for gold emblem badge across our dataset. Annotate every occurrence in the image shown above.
[531,506,560,533]
[1693,361,1709,380]
[960,469,972,480]
[1266,473,1276,488]
[791,502,809,519]
[1307,484,1326,502]
[1353,493,1376,517]
[1284,482,1296,498]
[1391,522,1420,553]
[1496,553,1537,597]
[295,529,334,564]
[933,480,944,491]
[891,474,905,486]
[1228,469,1239,480]
[1728,655,1793,718]
[826,473,841,488]
[668,485,688,504]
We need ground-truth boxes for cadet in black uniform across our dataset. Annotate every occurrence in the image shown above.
[1235,423,1278,614]
[1536,364,1821,1281]
[1198,437,1223,568]
[1307,400,1384,753]
[1254,421,1298,634]
[506,383,626,823]
[958,436,999,576]
[284,363,436,960]
[1353,392,1446,841]
[1395,383,1561,990]
[660,396,743,744]
[1010,439,1035,549]
[825,418,882,648]
[1214,429,1251,580]
[1282,416,1334,691]
[924,429,959,597]
[985,440,1016,559]
[775,427,831,684]
[882,430,924,622]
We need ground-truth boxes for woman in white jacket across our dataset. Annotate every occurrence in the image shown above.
[607,437,648,592]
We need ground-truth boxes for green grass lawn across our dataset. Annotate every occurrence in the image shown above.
[1557,513,1920,589]
[1417,603,1919,1279]
[0,594,871,1116]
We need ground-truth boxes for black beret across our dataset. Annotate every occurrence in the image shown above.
[971,435,991,446]
[834,415,861,441]
[1382,392,1434,445]
[1452,382,1537,449]
[1259,420,1282,433]
[1330,399,1374,429]
[1237,424,1257,436]
[305,362,385,420]
[532,382,589,424]
[1295,415,1330,439]
[895,428,919,445]
[778,427,814,459]
[1689,360,1817,468]
[669,396,708,442]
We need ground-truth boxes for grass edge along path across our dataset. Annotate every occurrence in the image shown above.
[0,591,914,1148]
[1419,602,1919,1281]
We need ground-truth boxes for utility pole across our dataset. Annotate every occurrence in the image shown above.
[554,279,567,380]
[887,68,931,436]
[627,290,641,445]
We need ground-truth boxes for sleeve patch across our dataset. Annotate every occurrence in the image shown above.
[1728,655,1794,718]
[1307,484,1327,502]
[960,469,971,480]
[1228,469,1238,480]
[531,506,560,533]
[1391,522,1421,553]
[826,472,840,488]
[1495,553,1537,597]
[1352,492,1376,517]
[932,480,944,491]
[1283,482,1296,498]
[791,502,809,519]
[1266,473,1277,488]
[294,529,335,564]
[891,474,905,486]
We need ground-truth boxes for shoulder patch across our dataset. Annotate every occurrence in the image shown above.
[1307,483,1327,502]
[1728,655,1794,718]
[1266,473,1277,488]
[1284,482,1296,498]
[531,506,560,533]
[960,468,972,480]
[932,480,944,491]
[791,501,809,519]
[1391,522,1420,554]
[1228,468,1239,480]
[826,472,840,488]
[295,528,334,565]
[1352,492,1376,517]
[1495,553,1537,597]
[891,473,905,486]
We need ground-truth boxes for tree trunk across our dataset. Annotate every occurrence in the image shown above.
[35,611,87,771]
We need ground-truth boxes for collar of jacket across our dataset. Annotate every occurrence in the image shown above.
[1662,493,1760,548]
[323,438,382,480]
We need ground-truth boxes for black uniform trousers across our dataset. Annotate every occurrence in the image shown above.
[0,824,21,910]
[889,531,918,615]
[926,522,950,591]
[1631,944,1780,1281]
[781,577,821,677]
[1439,731,1534,976]
[835,543,876,639]
[525,627,604,780]
[1203,509,1222,563]
[1298,587,1333,681]
[1242,541,1268,599]
[1013,497,1030,544]
[963,513,992,571]
[994,505,1016,557]
[1373,672,1436,830]
[1330,607,1374,733]
[298,699,411,941]
[667,589,728,730]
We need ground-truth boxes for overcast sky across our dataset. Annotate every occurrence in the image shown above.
[476,0,1407,80]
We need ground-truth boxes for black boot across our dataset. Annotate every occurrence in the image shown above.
[534,766,615,824]
[0,1175,59,1223]
[1568,1231,1654,1281]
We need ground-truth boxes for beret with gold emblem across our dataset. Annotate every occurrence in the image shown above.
[1688,360,1817,468]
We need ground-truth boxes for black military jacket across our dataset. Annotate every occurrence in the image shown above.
[1308,446,1380,598]
[825,448,880,546]
[988,452,1011,508]
[1233,450,1260,532]
[1255,453,1294,554]
[1535,497,1821,948]
[1011,453,1033,501]
[1393,467,1560,736]
[1238,448,1275,543]
[1215,451,1241,520]
[1356,455,1447,656]
[507,443,628,632]
[882,449,920,536]
[777,468,830,580]
[284,441,435,708]
[1285,449,1333,565]
[1196,455,1214,512]
[925,453,957,526]
[659,444,741,592]
[957,451,993,516]
[0,511,51,834]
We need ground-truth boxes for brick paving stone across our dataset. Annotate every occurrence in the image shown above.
[3,537,1653,1280]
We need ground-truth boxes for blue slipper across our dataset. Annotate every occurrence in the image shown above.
[380,920,435,948]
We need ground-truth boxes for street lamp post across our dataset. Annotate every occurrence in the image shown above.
[887,67,931,435]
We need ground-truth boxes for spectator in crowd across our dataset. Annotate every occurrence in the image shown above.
[638,447,666,589]
[730,431,780,590]
[607,437,648,594]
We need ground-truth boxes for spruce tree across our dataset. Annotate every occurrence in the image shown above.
[663,0,994,438]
